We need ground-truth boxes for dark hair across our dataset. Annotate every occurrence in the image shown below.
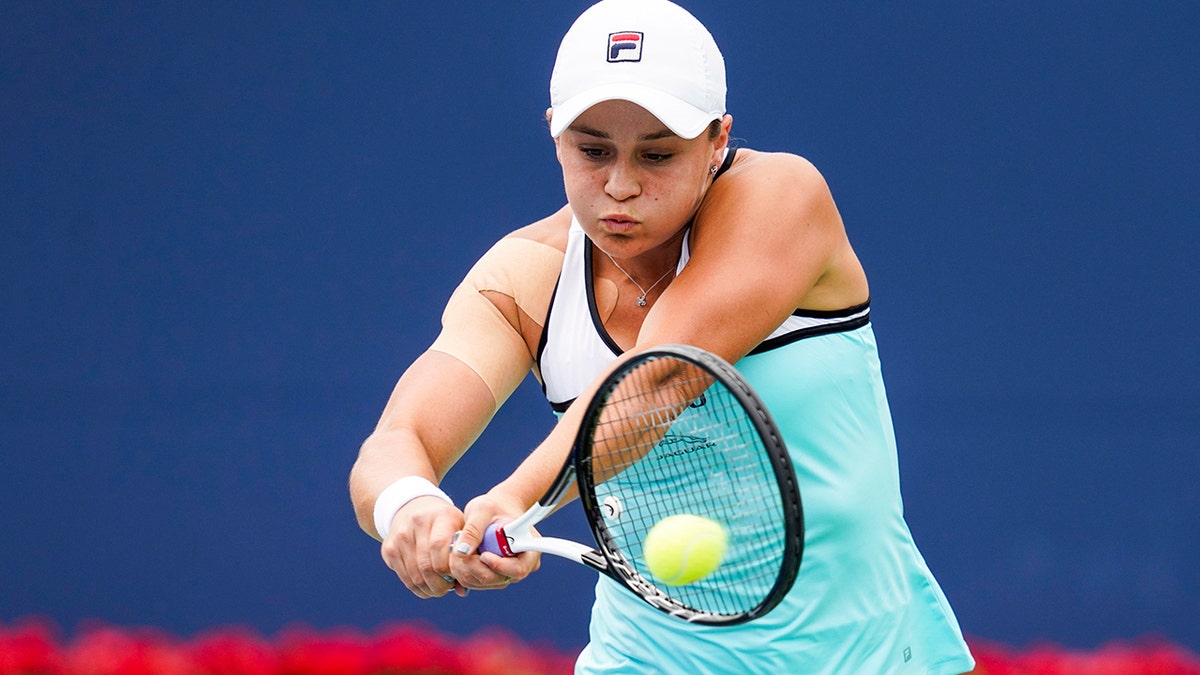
[546,109,724,141]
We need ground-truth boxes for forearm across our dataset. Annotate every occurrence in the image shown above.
[349,428,445,538]
[487,349,644,510]
[491,415,582,510]
[349,350,505,538]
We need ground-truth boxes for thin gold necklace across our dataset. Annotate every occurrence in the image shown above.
[601,250,676,307]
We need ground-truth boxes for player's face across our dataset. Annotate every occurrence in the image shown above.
[555,100,729,261]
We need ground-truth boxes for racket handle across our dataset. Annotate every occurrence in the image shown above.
[480,522,514,557]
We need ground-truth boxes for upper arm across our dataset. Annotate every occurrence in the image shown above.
[368,349,502,478]
[637,154,849,362]
[355,228,564,475]
[429,234,564,402]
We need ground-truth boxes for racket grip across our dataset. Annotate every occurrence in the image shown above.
[480,522,514,557]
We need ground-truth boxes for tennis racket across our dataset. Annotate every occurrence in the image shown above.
[480,344,803,625]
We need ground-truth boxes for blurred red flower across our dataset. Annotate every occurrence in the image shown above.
[276,626,374,675]
[967,635,1200,675]
[0,619,64,675]
[3,619,1199,675]
[63,625,195,675]
[188,627,280,675]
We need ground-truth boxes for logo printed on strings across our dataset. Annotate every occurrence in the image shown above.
[654,434,716,461]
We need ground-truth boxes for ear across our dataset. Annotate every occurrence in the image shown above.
[712,114,733,165]
[546,107,566,163]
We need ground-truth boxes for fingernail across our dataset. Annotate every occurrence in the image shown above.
[452,541,471,555]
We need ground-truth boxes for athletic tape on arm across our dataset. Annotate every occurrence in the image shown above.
[430,236,562,406]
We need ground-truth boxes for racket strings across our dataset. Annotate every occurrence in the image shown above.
[584,356,790,618]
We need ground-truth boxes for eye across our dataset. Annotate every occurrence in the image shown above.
[579,146,608,160]
[643,152,673,163]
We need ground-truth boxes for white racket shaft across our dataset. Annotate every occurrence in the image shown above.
[479,502,599,565]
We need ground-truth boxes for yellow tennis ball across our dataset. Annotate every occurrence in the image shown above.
[643,514,727,586]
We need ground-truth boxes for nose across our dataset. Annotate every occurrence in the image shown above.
[604,160,641,201]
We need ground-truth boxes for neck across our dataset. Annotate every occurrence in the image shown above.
[597,244,681,308]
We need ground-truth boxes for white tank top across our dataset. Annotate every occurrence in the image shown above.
[535,217,634,411]
[535,217,870,412]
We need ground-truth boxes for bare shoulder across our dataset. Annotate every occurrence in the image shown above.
[699,149,841,237]
[722,149,831,200]
[691,148,866,311]
[502,205,573,254]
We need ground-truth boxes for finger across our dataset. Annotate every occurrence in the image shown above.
[380,534,427,598]
[385,500,465,599]
[439,574,470,598]
[450,549,540,589]
[391,527,439,597]
[480,550,541,583]
[405,568,459,599]
[415,549,458,598]
[441,533,474,596]
[424,521,464,593]
[382,523,460,599]
[448,530,472,556]
[391,553,435,599]
[448,552,512,589]
[451,519,487,557]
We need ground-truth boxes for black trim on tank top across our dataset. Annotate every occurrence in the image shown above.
[585,238,628,358]
[535,278,561,399]
[748,300,872,356]
[715,146,737,179]
[544,146,743,413]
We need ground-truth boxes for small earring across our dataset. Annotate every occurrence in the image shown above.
[709,165,718,175]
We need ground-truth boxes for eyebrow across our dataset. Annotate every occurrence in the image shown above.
[568,124,679,142]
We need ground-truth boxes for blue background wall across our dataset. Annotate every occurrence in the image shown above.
[2,1,1197,654]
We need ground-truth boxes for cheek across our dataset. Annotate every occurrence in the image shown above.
[559,167,587,197]
[559,168,599,213]
[648,170,708,211]
[561,161,604,192]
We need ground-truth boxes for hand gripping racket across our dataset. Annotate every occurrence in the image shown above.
[480,344,803,624]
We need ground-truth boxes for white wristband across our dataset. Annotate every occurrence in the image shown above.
[373,476,454,540]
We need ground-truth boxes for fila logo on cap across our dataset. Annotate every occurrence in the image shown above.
[607,31,643,62]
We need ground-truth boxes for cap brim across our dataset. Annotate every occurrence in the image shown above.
[550,82,720,140]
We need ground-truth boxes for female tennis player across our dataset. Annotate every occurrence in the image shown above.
[349,0,975,672]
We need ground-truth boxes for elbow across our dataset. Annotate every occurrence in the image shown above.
[347,441,381,539]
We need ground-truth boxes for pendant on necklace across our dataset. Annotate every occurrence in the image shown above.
[601,249,674,310]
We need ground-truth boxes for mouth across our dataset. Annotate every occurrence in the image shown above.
[599,215,639,232]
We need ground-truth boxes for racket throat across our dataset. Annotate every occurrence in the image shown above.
[579,549,609,572]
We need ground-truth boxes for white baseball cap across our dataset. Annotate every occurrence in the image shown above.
[549,0,726,140]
